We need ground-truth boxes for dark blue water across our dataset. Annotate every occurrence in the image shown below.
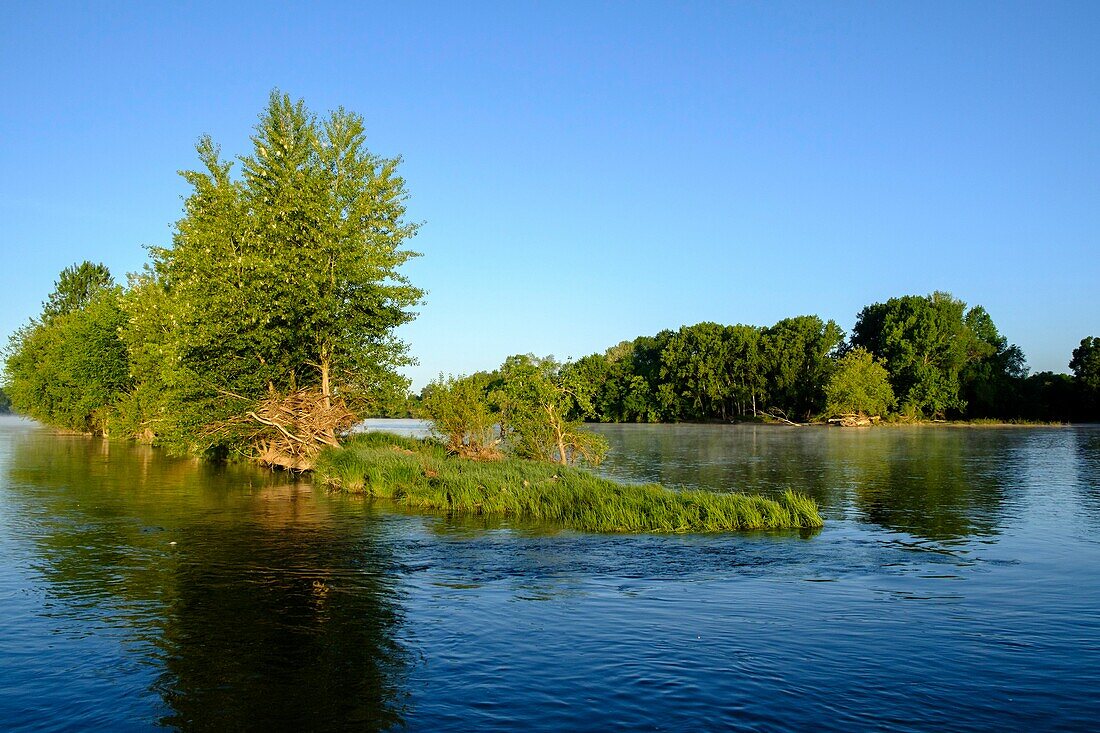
[1,416,1098,731]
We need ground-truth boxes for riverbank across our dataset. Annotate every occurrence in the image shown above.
[314,432,822,533]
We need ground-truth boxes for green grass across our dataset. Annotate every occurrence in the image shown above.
[314,432,823,533]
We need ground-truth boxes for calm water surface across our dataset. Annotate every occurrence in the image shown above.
[1,415,1099,731]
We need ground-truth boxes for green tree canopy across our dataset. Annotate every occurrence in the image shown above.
[4,281,131,434]
[1070,337,1100,393]
[420,372,500,459]
[1070,336,1100,418]
[851,292,983,418]
[134,91,422,456]
[496,355,608,466]
[41,261,113,321]
[660,322,731,420]
[824,347,895,418]
[761,315,844,419]
[958,305,1027,417]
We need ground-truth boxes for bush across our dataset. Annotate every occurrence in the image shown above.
[419,373,502,459]
[824,347,896,418]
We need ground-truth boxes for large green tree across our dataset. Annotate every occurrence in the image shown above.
[1070,337,1100,393]
[420,372,501,458]
[135,92,421,457]
[851,292,984,418]
[495,354,608,466]
[1070,336,1100,418]
[722,324,766,418]
[660,322,732,420]
[824,347,895,418]
[761,315,843,419]
[958,306,1027,417]
[41,261,113,321]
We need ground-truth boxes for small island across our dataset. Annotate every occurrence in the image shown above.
[317,432,821,533]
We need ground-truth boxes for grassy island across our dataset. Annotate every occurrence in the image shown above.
[314,432,822,533]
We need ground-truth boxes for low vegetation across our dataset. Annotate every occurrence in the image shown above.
[419,355,609,467]
[314,432,822,533]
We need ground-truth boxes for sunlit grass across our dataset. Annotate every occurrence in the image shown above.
[314,432,823,533]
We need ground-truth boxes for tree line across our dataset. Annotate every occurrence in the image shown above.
[4,94,1097,461]
[419,293,1099,426]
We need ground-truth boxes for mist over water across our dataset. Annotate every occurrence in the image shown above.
[2,415,1098,731]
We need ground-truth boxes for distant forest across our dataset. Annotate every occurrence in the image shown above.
[413,292,1099,425]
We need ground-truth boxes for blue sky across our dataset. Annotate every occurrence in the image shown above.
[2,1,1097,388]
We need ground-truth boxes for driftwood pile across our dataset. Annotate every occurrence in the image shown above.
[250,388,356,470]
[827,414,881,427]
[212,388,356,471]
[448,438,504,461]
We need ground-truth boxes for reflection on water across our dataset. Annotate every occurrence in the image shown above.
[590,424,1077,541]
[154,517,406,730]
[2,417,1100,731]
[0,419,406,731]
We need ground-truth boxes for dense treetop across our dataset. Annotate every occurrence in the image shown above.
[4,93,422,464]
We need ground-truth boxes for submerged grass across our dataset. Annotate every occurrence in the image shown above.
[314,432,822,533]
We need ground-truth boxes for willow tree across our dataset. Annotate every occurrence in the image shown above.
[142,92,421,463]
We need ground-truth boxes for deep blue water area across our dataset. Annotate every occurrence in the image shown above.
[2,416,1098,731]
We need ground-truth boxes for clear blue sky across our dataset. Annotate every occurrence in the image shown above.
[2,1,1097,389]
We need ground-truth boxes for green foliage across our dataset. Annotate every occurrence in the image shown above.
[566,337,669,423]
[824,348,895,418]
[314,433,823,532]
[761,315,844,419]
[41,261,113,321]
[560,296,1051,424]
[723,324,767,418]
[957,306,1028,418]
[660,322,733,420]
[1070,336,1100,417]
[132,91,421,453]
[573,317,839,423]
[3,93,422,455]
[0,387,11,414]
[1070,337,1100,392]
[495,354,609,466]
[852,292,982,418]
[1015,372,1082,422]
[4,284,132,434]
[419,372,500,457]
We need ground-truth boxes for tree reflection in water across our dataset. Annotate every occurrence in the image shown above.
[592,423,1022,542]
[5,430,408,731]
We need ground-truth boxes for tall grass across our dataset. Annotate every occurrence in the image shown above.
[314,433,822,533]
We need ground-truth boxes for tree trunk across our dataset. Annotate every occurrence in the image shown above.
[320,346,334,442]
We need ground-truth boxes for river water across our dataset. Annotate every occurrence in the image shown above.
[1,415,1098,731]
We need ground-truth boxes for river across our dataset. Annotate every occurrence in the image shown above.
[1,415,1098,731]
